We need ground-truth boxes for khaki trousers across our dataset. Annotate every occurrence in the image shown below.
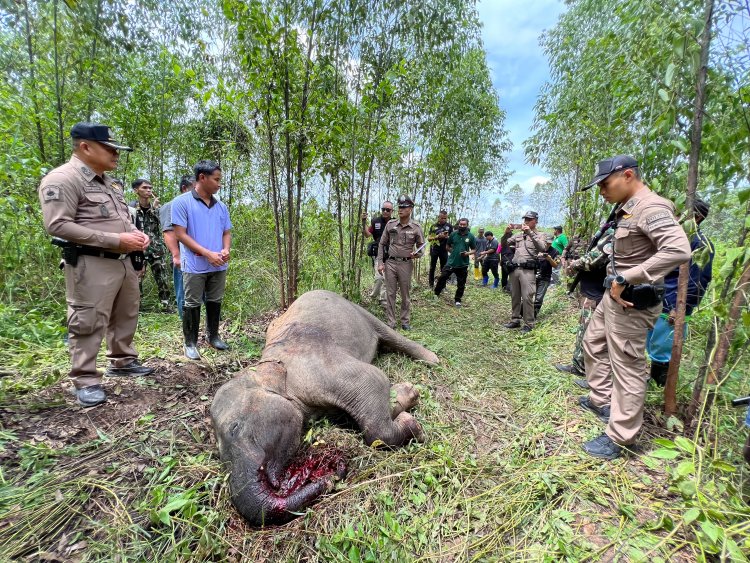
[384,259,413,326]
[510,268,537,328]
[583,292,661,445]
[65,254,140,389]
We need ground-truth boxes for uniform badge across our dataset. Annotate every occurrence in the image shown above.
[465,238,469,243]
[43,185,60,202]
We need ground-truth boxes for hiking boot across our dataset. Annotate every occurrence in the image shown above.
[401,323,412,331]
[556,364,585,376]
[503,320,521,329]
[106,360,154,377]
[75,384,107,407]
[582,433,622,460]
[578,396,610,423]
[573,379,590,389]
[520,326,532,334]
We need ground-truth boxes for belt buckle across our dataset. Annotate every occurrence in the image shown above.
[118,253,128,260]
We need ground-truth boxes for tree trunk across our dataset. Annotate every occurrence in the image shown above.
[21,0,46,163]
[53,0,66,163]
[663,0,714,417]
[85,0,103,121]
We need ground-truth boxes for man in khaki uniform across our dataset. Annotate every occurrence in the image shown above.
[502,210,549,333]
[578,155,690,459]
[39,122,154,408]
[377,195,425,330]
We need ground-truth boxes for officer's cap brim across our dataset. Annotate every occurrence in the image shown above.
[100,140,133,152]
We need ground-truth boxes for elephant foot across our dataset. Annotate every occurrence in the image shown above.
[395,411,425,443]
[390,382,420,418]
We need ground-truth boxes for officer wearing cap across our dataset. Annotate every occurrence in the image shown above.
[38,122,154,408]
[578,155,690,460]
[377,195,425,330]
[502,210,549,333]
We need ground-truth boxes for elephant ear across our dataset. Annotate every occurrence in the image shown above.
[255,360,288,396]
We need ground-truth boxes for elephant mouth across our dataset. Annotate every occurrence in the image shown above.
[262,444,348,498]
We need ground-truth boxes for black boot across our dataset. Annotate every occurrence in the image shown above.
[650,361,670,387]
[183,306,201,360]
[206,301,229,350]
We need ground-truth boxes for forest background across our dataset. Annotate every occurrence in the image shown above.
[1,0,749,560]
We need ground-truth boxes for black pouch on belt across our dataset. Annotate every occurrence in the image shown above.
[621,284,664,310]
[130,251,145,271]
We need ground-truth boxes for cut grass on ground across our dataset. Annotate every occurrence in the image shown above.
[0,280,749,561]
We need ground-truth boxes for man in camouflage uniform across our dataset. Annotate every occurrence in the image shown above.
[555,223,613,384]
[130,179,172,311]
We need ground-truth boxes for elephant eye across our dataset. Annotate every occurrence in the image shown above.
[230,421,241,437]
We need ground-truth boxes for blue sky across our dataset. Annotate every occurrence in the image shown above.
[476,0,566,195]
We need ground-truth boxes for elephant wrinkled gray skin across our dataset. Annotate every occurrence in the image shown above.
[211,290,439,525]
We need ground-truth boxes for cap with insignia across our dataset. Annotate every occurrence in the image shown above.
[582,155,638,191]
[397,195,414,208]
[522,210,539,220]
[70,122,133,151]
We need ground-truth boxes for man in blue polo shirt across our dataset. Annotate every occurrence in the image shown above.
[171,160,232,359]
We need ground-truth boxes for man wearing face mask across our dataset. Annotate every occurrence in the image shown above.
[433,218,476,307]
[502,211,549,333]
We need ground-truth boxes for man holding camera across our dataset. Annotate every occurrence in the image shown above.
[502,211,549,333]
[578,155,690,460]
[427,210,453,289]
[362,201,393,307]
[38,122,154,408]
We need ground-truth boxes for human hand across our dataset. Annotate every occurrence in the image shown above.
[668,310,676,325]
[610,281,633,308]
[521,224,530,233]
[361,212,368,221]
[206,251,225,267]
[172,255,181,268]
[153,196,160,208]
[220,248,230,263]
[378,264,385,275]
[119,232,149,252]
[505,226,512,234]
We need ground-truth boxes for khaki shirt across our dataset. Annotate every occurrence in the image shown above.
[506,230,549,263]
[38,155,135,249]
[378,218,425,261]
[611,187,691,284]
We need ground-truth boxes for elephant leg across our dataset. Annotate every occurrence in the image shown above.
[390,382,420,418]
[329,361,424,447]
[356,307,439,366]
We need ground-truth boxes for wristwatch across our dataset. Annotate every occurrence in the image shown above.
[614,275,628,286]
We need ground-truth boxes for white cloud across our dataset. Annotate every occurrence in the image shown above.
[520,175,550,192]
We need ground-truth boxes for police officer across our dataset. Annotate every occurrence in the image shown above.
[427,210,453,289]
[38,122,154,408]
[578,155,690,459]
[130,179,173,311]
[362,201,393,307]
[377,195,425,330]
[502,211,549,333]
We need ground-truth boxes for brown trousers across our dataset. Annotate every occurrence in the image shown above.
[510,268,537,328]
[384,259,413,326]
[583,292,661,445]
[65,254,140,388]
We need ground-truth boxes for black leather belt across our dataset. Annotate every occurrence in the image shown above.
[388,256,412,261]
[78,246,129,260]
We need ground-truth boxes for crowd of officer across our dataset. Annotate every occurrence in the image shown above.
[41,124,720,462]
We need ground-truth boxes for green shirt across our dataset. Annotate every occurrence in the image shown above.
[447,230,476,268]
[552,233,569,255]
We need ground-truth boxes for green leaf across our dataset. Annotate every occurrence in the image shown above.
[649,448,680,459]
[710,460,736,473]
[675,460,695,476]
[658,88,670,102]
[683,507,701,525]
[664,63,676,87]
[738,188,750,205]
[653,438,677,449]
[674,436,695,454]
[700,520,720,544]
[670,138,688,152]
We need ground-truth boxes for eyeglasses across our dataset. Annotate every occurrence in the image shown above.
[381,207,393,212]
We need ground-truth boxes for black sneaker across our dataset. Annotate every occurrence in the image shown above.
[520,326,532,334]
[555,364,585,376]
[503,320,521,329]
[106,360,154,377]
[401,323,412,330]
[578,396,610,423]
[573,379,590,389]
[582,433,622,460]
[75,384,107,407]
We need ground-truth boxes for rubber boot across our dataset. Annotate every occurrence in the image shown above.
[206,301,229,350]
[482,275,489,286]
[183,306,201,360]
[650,361,670,387]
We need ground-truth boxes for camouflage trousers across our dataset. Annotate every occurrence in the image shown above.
[572,295,600,373]
[140,253,172,305]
